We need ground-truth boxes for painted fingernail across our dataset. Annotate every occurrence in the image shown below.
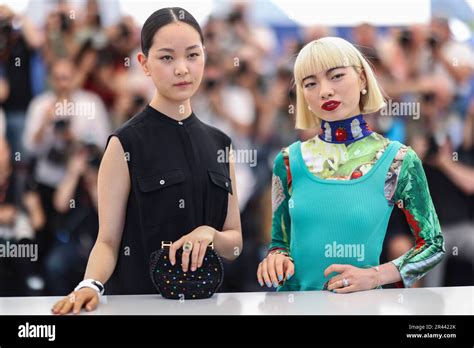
[331,289,336,293]
[266,281,271,288]
[259,281,263,286]
[273,282,278,288]
[287,273,293,280]
[278,274,283,281]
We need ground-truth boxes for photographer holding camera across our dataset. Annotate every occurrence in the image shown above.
[0,5,43,161]
[22,58,110,291]
[428,17,474,93]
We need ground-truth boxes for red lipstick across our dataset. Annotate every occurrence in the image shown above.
[321,100,341,111]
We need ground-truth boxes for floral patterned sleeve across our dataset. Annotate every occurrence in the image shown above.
[390,148,446,287]
[268,149,292,255]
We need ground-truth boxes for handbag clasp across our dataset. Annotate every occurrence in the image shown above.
[161,241,172,248]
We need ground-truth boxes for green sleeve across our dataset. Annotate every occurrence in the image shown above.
[268,150,292,254]
[390,148,446,287]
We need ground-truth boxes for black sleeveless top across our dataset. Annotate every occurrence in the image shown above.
[103,105,233,294]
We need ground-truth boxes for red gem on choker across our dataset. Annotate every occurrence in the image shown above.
[351,170,363,179]
[335,127,348,142]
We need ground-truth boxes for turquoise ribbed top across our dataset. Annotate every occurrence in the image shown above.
[278,140,403,291]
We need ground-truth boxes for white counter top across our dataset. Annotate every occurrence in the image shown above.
[1,286,472,315]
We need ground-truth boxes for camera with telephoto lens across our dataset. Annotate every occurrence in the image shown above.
[46,119,72,165]
[82,143,102,170]
[427,33,440,49]
[398,29,412,48]
[0,16,13,52]
[59,12,72,32]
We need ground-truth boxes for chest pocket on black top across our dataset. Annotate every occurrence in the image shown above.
[137,169,186,227]
[207,169,232,229]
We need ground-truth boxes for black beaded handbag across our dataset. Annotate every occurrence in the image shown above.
[149,241,224,299]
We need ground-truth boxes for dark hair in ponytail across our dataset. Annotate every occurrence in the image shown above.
[141,7,204,56]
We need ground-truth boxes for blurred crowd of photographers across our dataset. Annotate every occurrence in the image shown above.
[0,1,472,296]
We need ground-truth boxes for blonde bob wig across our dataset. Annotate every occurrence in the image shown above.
[293,37,386,129]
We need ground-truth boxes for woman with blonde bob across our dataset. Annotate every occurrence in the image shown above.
[257,37,445,293]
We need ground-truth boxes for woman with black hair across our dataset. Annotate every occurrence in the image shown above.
[52,7,242,314]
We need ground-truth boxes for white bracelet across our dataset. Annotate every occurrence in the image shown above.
[74,279,105,295]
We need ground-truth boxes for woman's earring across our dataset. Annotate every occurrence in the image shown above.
[308,105,312,111]
[361,89,367,95]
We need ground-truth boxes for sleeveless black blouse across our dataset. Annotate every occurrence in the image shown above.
[103,105,233,294]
